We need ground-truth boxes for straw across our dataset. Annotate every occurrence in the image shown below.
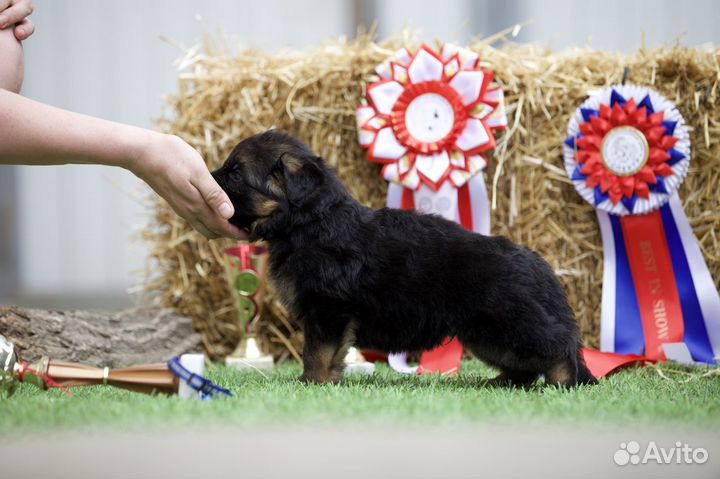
[144,31,720,360]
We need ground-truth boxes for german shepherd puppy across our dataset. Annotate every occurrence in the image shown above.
[212,131,596,387]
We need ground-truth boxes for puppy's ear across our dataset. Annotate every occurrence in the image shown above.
[278,152,323,206]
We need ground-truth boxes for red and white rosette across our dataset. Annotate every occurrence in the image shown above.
[356,43,507,374]
[565,85,720,368]
[357,44,506,231]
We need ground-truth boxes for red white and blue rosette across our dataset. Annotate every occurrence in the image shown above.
[356,43,507,374]
[564,85,720,365]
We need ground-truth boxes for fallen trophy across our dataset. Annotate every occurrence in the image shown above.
[0,334,232,400]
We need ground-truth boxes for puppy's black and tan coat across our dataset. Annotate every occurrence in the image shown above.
[212,131,596,387]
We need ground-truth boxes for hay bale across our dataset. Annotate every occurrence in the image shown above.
[144,32,720,361]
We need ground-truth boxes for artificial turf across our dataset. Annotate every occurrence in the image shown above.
[1,361,719,432]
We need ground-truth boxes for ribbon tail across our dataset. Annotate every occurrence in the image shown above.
[457,183,473,231]
[665,195,720,364]
[607,213,645,356]
[597,210,617,352]
[581,348,654,378]
[418,338,463,375]
[466,172,491,235]
[387,352,418,374]
[387,181,417,211]
[620,210,685,361]
[598,200,719,365]
[386,182,405,210]
[401,187,415,210]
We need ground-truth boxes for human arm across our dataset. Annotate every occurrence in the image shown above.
[0,88,246,240]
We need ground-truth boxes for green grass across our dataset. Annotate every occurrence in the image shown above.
[1,361,719,432]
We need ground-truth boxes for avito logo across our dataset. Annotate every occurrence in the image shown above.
[614,441,708,466]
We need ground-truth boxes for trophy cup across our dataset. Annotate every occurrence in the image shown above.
[224,244,274,370]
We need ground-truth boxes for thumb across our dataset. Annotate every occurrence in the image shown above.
[192,170,234,219]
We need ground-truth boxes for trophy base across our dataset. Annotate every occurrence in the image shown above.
[225,335,275,370]
[225,355,275,370]
[344,362,376,375]
[343,347,375,375]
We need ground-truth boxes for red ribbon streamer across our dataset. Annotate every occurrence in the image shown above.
[18,361,73,397]
[581,348,654,378]
[457,182,473,231]
[620,210,684,360]
[401,188,415,210]
[417,337,464,376]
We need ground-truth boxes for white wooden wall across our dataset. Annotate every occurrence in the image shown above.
[7,0,720,306]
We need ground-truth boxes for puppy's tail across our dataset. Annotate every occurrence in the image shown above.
[576,347,598,385]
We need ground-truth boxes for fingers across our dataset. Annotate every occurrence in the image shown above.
[188,206,247,241]
[0,0,33,29]
[190,169,234,220]
[187,218,219,240]
[192,202,247,240]
[188,170,248,239]
[179,182,247,241]
[14,17,33,40]
[213,218,248,241]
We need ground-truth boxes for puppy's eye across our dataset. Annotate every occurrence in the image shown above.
[227,163,245,178]
[267,162,283,179]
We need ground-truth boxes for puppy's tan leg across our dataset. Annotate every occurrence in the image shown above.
[301,321,357,384]
[326,321,358,383]
[544,359,577,388]
[301,338,338,384]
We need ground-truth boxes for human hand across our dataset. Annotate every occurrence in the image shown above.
[0,0,34,41]
[130,132,247,240]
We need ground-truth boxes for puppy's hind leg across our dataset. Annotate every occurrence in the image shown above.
[576,347,598,385]
[489,368,539,388]
[465,345,539,388]
[544,357,578,388]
